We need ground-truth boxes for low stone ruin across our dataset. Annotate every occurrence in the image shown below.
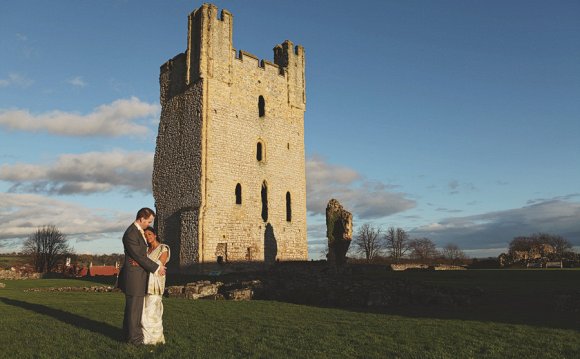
[164,262,481,308]
[390,264,467,271]
[260,262,481,308]
[390,264,430,271]
[17,262,482,309]
[166,280,260,301]
[0,269,42,280]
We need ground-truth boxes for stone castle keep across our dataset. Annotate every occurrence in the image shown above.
[153,4,308,270]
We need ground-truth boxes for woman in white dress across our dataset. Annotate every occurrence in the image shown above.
[141,227,170,345]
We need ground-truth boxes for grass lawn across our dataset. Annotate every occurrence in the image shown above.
[0,270,579,358]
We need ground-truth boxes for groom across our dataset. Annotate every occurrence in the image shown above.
[118,207,166,345]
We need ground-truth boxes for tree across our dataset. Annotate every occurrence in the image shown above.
[508,233,573,261]
[408,237,439,262]
[537,233,572,257]
[442,243,466,264]
[22,225,72,273]
[354,223,383,262]
[385,227,410,262]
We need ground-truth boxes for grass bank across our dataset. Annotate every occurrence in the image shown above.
[0,270,578,358]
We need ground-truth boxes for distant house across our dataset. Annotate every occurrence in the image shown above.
[88,266,119,276]
[78,262,119,277]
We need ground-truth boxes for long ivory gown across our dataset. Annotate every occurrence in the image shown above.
[141,243,170,345]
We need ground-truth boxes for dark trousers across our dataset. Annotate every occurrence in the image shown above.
[123,294,145,344]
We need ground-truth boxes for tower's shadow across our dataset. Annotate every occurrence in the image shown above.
[0,297,122,341]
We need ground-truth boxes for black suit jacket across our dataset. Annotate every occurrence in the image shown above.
[118,223,160,296]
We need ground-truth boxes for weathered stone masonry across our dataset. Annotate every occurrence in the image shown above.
[153,4,308,270]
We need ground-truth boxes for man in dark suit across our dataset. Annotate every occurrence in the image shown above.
[118,207,166,345]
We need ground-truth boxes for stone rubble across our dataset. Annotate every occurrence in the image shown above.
[0,269,42,280]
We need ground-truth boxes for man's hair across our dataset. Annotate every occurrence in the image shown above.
[136,207,155,220]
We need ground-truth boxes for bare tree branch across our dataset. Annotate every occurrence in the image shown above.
[384,227,410,262]
[354,223,383,262]
[21,225,72,273]
[408,237,439,262]
[442,243,466,265]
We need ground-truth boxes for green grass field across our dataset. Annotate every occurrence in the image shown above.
[0,270,579,358]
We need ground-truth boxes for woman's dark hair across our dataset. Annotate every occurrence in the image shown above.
[144,226,160,243]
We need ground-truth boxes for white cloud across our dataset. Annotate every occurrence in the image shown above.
[0,193,129,243]
[0,97,159,137]
[0,73,34,88]
[0,150,154,195]
[410,198,580,250]
[67,76,87,88]
[307,156,361,185]
[306,155,415,219]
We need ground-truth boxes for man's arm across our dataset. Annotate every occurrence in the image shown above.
[122,229,159,274]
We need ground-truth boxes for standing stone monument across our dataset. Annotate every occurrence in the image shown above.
[153,4,308,270]
[326,199,353,265]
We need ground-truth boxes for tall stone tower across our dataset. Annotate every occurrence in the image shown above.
[153,4,307,270]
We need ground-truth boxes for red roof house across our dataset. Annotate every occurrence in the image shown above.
[88,266,119,276]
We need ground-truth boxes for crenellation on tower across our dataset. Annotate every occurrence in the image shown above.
[237,50,260,62]
[186,3,233,84]
[274,40,306,109]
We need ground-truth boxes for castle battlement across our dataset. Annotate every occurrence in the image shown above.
[233,50,284,77]
[160,3,304,109]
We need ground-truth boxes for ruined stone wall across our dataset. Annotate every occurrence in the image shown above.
[154,3,307,268]
[153,55,203,268]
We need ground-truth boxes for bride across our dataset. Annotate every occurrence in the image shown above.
[142,227,170,345]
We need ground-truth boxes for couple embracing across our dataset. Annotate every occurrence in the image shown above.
[117,207,170,345]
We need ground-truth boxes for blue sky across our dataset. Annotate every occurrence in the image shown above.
[1,0,579,258]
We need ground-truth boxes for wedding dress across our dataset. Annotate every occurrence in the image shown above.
[142,243,170,345]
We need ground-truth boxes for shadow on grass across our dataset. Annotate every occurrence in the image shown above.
[0,297,123,341]
[339,301,580,332]
[166,268,580,332]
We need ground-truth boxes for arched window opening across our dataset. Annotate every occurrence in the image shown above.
[257,142,263,162]
[286,192,292,222]
[261,181,268,222]
[258,96,265,117]
[235,183,242,205]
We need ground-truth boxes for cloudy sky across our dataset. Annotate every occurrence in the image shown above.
[1,0,579,258]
